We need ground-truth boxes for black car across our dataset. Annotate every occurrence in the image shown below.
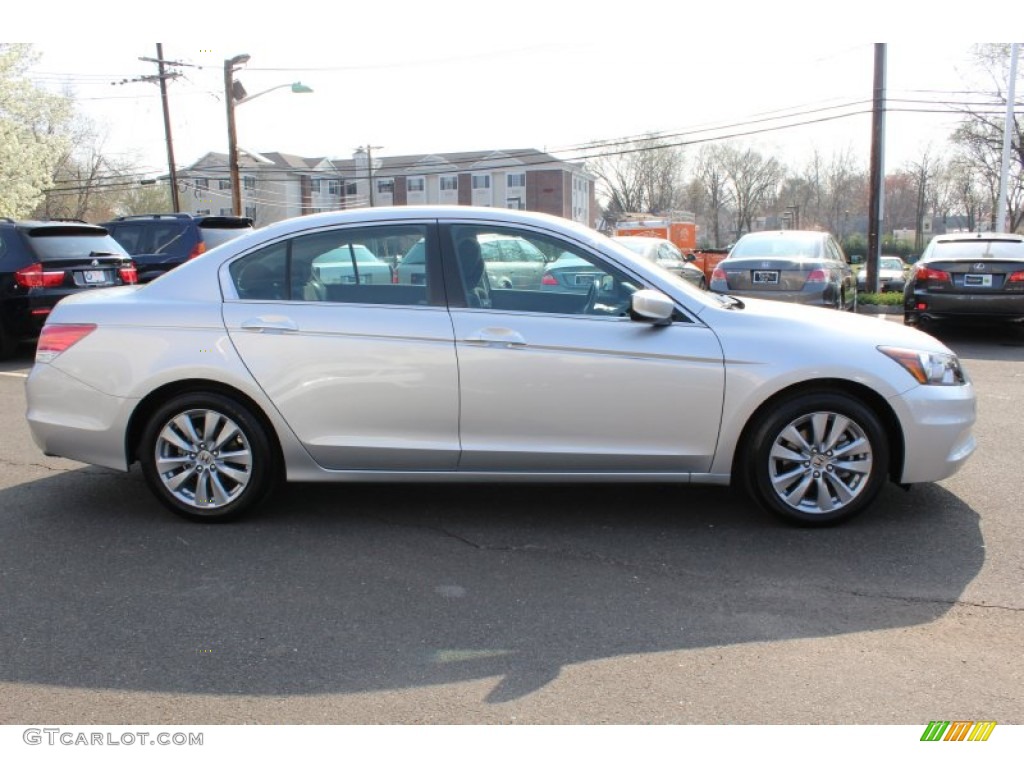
[904,232,1024,327]
[101,213,254,283]
[0,219,136,358]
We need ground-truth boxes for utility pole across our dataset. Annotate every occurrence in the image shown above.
[224,56,249,217]
[356,144,382,207]
[865,44,887,295]
[995,43,1019,233]
[155,44,180,212]
[119,48,199,213]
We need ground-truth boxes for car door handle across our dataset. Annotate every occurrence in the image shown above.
[463,327,527,347]
[240,316,299,333]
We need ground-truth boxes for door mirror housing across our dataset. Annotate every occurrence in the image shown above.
[630,289,674,326]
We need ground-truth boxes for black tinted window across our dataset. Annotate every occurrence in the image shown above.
[106,221,190,256]
[929,240,1024,260]
[26,229,128,262]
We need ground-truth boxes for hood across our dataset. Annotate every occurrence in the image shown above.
[705,294,953,355]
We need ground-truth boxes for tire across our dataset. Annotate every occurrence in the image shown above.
[0,322,17,361]
[139,392,277,523]
[742,392,889,526]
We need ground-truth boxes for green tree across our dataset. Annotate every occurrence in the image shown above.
[0,44,73,217]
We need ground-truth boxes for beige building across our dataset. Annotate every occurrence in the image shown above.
[176,148,597,229]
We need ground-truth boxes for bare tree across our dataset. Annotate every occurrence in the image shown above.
[949,44,1024,231]
[903,146,943,250]
[691,144,733,246]
[821,147,866,238]
[590,135,686,223]
[945,158,985,231]
[718,144,784,237]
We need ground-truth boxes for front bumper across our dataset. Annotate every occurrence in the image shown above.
[891,380,977,484]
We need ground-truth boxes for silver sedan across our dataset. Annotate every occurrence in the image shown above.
[26,207,976,526]
[711,230,857,310]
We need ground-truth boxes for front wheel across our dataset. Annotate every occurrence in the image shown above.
[139,392,277,522]
[742,392,889,526]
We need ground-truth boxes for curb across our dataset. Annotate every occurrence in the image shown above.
[856,305,902,315]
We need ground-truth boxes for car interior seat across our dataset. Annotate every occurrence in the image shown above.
[457,237,490,308]
[236,261,283,300]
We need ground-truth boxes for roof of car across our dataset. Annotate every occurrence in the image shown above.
[930,232,1024,242]
[4,219,107,230]
[737,230,830,240]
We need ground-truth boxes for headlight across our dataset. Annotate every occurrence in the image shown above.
[878,347,967,386]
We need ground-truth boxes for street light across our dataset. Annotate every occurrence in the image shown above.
[224,54,312,216]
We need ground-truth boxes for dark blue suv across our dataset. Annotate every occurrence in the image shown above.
[0,219,137,359]
[101,213,254,283]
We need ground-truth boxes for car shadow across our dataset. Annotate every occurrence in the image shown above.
[915,320,1024,361]
[0,468,983,703]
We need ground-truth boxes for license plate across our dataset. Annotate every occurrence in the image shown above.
[964,274,993,287]
[83,270,108,284]
[573,273,601,285]
[753,270,779,284]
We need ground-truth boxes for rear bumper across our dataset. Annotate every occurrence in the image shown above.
[904,290,1024,320]
[25,363,135,471]
[708,285,835,307]
[859,279,906,292]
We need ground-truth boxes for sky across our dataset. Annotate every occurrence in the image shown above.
[17,3,1020,183]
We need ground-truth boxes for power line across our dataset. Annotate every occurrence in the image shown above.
[40,94,1021,196]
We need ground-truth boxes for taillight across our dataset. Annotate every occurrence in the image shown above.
[711,267,727,282]
[15,263,65,288]
[119,263,138,284]
[35,324,97,363]
[915,265,951,282]
[188,242,207,260]
[805,268,828,283]
[1007,270,1024,283]
[541,274,558,286]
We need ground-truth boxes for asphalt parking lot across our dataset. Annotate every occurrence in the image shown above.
[0,320,1021,725]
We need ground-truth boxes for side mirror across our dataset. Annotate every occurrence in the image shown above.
[682,253,696,263]
[630,289,674,326]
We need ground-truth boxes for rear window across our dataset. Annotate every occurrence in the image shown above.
[731,236,822,258]
[200,227,253,250]
[26,229,128,262]
[928,240,1024,260]
[105,221,190,256]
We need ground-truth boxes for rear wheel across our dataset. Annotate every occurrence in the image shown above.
[139,392,277,522]
[743,392,889,526]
